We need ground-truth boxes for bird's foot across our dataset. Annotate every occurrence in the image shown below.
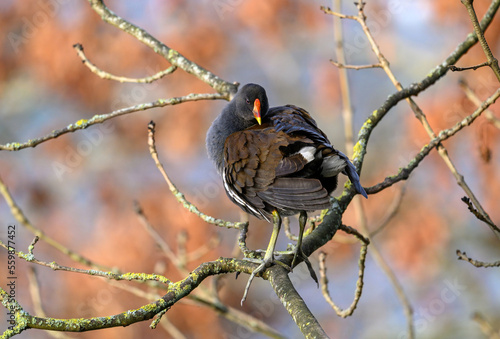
[279,247,318,286]
[241,256,291,305]
[241,257,271,305]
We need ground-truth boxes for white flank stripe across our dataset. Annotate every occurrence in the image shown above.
[222,173,262,216]
[298,146,316,163]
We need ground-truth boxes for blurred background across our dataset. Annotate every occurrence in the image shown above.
[0,0,499,338]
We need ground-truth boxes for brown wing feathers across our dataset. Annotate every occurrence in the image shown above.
[224,125,331,219]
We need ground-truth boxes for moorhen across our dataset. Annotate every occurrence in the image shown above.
[206,83,367,300]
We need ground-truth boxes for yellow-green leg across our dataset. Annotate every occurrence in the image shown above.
[290,211,318,285]
[241,210,282,305]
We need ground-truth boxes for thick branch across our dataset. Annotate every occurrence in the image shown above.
[267,267,328,338]
[0,258,254,334]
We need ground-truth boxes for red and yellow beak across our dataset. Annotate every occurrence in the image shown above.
[252,98,262,125]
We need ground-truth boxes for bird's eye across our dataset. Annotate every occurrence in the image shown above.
[246,98,251,104]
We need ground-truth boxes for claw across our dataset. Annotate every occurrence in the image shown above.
[241,259,270,305]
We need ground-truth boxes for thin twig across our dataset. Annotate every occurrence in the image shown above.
[134,202,183,268]
[460,0,500,81]
[460,79,500,130]
[456,250,500,268]
[339,224,369,245]
[332,0,355,155]
[449,62,490,72]
[370,184,407,237]
[147,121,245,230]
[318,248,367,318]
[330,60,382,70]
[188,294,287,339]
[362,222,415,339]
[349,0,500,183]
[237,221,261,259]
[461,197,500,232]
[73,43,177,83]
[330,2,413,334]
[320,6,357,20]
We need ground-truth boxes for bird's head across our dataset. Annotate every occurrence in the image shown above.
[234,83,269,125]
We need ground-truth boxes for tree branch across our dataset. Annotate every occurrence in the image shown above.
[366,86,500,194]
[0,258,254,335]
[87,0,238,96]
[319,245,367,318]
[460,78,500,129]
[456,250,500,268]
[460,0,500,81]
[73,43,178,83]
[267,267,328,338]
[147,121,245,229]
[351,0,500,175]
[0,93,225,151]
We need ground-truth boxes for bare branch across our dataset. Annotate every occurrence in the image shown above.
[0,238,171,284]
[339,224,369,245]
[319,245,367,318]
[346,0,497,234]
[370,184,406,237]
[449,62,490,72]
[330,59,382,70]
[320,5,357,20]
[461,197,500,232]
[86,0,238,96]
[460,79,500,130]
[283,217,298,241]
[0,92,225,151]
[73,43,177,83]
[331,0,356,159]
[352,0,500,177]
[134,202,184,269]
[147,121,245,229]
[0,258,252,334]
[460,0,500,81]
[456,250,500,268]
[366,86,500,194]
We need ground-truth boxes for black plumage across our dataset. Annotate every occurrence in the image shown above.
[206,83,367,301]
